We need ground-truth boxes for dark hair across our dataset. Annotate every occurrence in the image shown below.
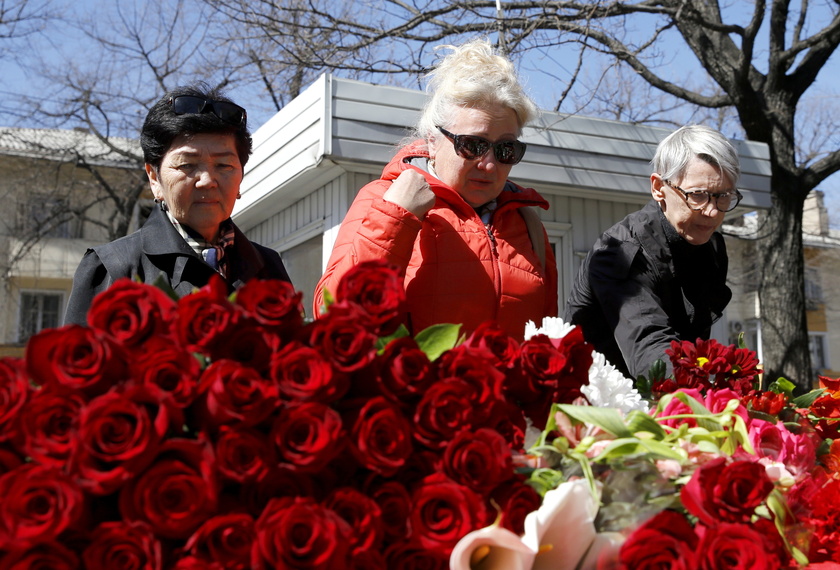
[141,83,252,169]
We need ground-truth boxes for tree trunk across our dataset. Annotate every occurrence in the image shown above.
[756,173,812,390]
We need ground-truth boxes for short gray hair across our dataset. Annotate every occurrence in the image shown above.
[414,38,538,141]
[651,125,741,186]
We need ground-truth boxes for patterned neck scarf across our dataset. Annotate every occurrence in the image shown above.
[161,203,236,277]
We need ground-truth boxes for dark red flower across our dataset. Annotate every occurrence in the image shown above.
[82,520,162,570]
[349,396,413,477]
[197,360,279,430]
[134,336,201,408]
[214,426,274,484]
[745,389,788,416]
[87,278,178,348]
[376,337,435,405]
[667,338,730,391]
[184,513,255,570]
[0,541,80,569]
[303,303,378,373]
[617,509,698,570]
[0,464,85,549]
[119,439,218,540]
[270,342,348,404]
[0,357,29,445]
[383,544,447,570]
[270,402,344,473]
[26,325,128,397]
[325,487,384,555]
[413,378,480,449]
[334,259,406,336]
[441,428,513,493]
[368,480,412,543]
[252,496,352,570]
[409,472,489,557]
[491,478,542,535]
[18,384,85,467]
[695,520,787,569]
[681,457,774,525]
[176,275,239,355]
[72,384,182,495]
[463,321,520,369]
[235,278,304,337]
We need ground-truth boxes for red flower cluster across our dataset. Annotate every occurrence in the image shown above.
[0,260,566,569]
[619,457,794,569]
[656,338,760,395]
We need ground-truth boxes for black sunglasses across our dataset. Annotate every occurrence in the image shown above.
[169,95,247,126]
[436,126,527,165]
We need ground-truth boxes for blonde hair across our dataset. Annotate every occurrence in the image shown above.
[414,38,538,141]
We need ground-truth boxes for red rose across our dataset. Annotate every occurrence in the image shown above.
[270,342,348,404]
[235,278,304,337]
[437,345,506,411]
[304,303,378,372]
[82,520,162,570]
[368,480,412,542]
[207,318,277,372]
[349,396,413,476]
[87,278,178,348]
[270,402,344,473]
[695,521,786,569]
[25,325,128,397]
[483,400,526,450]
[241,466,316,517]
[72,384,182,495]
[176,275,239,355]
[0,464,85,549]
[184,513,255,570]
[463,321,521,369]
[681,457,774,525]
[325,487,384,555]
[377,337,435,405]
[553,326,593,398]
[384,543,447,570]
[441,428,513,493]
[413,378,480,449]
[334,259,406,336]
[0,541,80,569]
[0,446,22,477]
[491,478,542,535]
[172,557,224,570]
[0,357,29,445]
[119,439,218,540]
[134,336,201,408]
[197,360,279,430]
[617,509,698,570]
[409,472,489,557]
[214,426,274,483]
[252,496,352,570]
[19,384,86,467]
[514,335,567,403]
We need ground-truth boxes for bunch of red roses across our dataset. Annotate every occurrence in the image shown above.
[0,260,591,569]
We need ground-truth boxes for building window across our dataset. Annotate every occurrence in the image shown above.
[16,195,74,238]
[19,291,63,343]
[805,266,823,310]
[809,333,829,372]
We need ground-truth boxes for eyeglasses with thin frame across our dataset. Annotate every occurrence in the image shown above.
[662,179,743,213]
[169,96,247,126]
[436,126,527,165]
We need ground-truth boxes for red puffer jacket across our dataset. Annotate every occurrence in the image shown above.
[313,142,558,340]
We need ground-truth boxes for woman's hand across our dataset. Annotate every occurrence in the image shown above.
[383,170,436,219]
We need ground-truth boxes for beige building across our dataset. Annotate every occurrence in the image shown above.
[0,127,146,356]
[724,191,840,381]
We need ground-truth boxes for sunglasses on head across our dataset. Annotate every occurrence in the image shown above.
[436,126,527,165]
[169,95,247,126]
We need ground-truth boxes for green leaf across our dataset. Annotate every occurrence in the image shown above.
[413,323,462,361]
[150,274,180,302]
[625,410,667,439]
[375,325,410,353]
[793,388,825,409]
[555,404,631,438]
[319,288,335,314]
[768,377,796,398]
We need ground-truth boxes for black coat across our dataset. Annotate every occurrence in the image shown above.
[64,207,291,326]
[564,200,731,379]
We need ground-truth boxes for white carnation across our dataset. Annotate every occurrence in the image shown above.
[524,317,576,340]
[581,352,647,414]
